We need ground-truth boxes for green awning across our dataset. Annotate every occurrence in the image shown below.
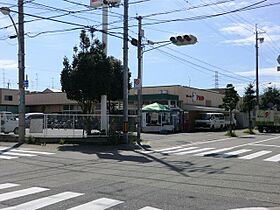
[142,102,171,112]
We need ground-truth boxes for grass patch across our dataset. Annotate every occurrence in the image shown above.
[225,131,237,137]
[243,129,256,135]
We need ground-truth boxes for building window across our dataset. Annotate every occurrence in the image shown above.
[159,90,168,94]
[4,95,13,101]
[206,100,212,107]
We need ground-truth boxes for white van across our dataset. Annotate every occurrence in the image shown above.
[195,113,225,130]
[0,112,19,134]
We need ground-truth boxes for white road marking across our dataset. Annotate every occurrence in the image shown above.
[0,187,49,202]
[161,147,198,154]
[224,149,252,156]
[0,183,19,190]
[0,155,18,160]
[1,152,36,157]
[195,148,234,156]
[141,146,183,154]
[176,148,214,155]
[1,192,83,210]
[239,151,272,160]
[67,197,123,210]
[139,207,162,210]
[11,149,55,155]
[264,154,280,162]
[250,143,280,148]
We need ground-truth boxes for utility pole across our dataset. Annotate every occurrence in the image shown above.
[102,2,108,55]
[255,24,264,108]
[18,0,26,143]
[136,16,143,144]
[123,0,129,144]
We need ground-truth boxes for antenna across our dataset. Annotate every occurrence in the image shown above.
[2,69,5,88]
[215,71,219,88]
[35,73,38,90]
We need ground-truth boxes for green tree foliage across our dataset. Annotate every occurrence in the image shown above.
[61,30,130,114]
[260,87,280,110]
[222,84,239,135]
[243,83,256,132]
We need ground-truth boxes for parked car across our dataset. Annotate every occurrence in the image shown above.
[25,113,44,128]
[195,113,225,130]
[0,111,19,134]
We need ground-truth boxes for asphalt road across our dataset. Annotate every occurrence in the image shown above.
[0,131,280,210]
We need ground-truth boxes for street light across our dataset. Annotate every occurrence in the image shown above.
[0,5,25,143]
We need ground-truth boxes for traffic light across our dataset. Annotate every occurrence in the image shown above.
[131,38,138,46]
[170,34,197,46]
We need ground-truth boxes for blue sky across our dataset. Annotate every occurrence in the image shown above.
[0,0,279,95]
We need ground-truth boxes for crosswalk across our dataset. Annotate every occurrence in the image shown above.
[140,145,280,163]
[0,183,162,210]
[0,147,55,160]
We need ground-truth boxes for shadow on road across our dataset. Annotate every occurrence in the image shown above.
[58,144,152,163]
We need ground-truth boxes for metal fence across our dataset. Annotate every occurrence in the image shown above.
[29,113,137,138]
[0,113,137,138]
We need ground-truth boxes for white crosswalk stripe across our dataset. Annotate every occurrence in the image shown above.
[0,192,83,210]
[175,147,215,155]
[0,155,18,160]
[264,154,280,162]
[224,149,252,156]
[0,183,163,210]
[141,145,280,163]
[0,183,19,190]
[161,147,198,154]
[0,147,55,160]
[239,151,272,160]
[1,152,37,157]
[195,148,233,156]
[0,187,49,202]
[139,207,163,210]
[67,197,123,210]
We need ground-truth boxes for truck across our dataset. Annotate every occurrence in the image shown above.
[195,113,225,130]
[256,110,280,133]
[0,112,19,134]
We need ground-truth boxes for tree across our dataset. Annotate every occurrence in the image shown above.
[260,87,280,110]
[107,56,131,113]
[222,84,239,136]
[243,83,256,133]
[61,30,130,133]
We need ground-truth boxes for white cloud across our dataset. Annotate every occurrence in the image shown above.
[236,67,280,77]
[220,23,252,37]
[0,59,17,69]
[220,23,280,46]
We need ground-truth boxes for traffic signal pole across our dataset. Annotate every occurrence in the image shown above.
[136,16,143,144]
[123,0,129,143]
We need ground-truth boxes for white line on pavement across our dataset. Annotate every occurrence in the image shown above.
[239,151,272,160]
[161,147,198,154]
[1,152,37,157]
[67,197,123,210]
[264,154,280,162]
[0,192,83,210]
[224,149,252,156]
[0,183,19,190]
[176,148,214,155]
[0,155,18,160]
[0,187,49,202]
[139,207,163,210]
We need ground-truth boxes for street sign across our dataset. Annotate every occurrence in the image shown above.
[134,78,141,88]
[277,55,280,64]
[90,0,121,7]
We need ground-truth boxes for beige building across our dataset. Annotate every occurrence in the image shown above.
[26,89,80,113]
[0,88,19,113]
[130,85,224,109]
